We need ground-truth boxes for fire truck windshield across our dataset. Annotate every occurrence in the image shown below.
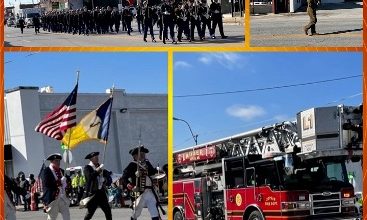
[280,158,350,191]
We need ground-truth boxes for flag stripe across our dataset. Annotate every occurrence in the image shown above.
[35,84,78,140]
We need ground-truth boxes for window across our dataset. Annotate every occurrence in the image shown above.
[225,159,245,189]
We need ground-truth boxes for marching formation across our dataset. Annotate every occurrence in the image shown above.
[4,147,166,220]
[39,0,228,44]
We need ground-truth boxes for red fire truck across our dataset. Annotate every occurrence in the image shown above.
[173,105,362,220]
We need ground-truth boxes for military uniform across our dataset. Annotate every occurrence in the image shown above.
[123,146,160,220]
[42,154,70,220]
[304,0,320,35]
[136,5,144,33]
[210,0,227,39]
[189,1,203,41]
[199,1,211,38]
[161,0,176,43]
[123,6,133,35]
[83,152,112,220]
[143,1,157,42]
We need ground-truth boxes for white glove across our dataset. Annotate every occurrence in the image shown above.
[96,164,104,172]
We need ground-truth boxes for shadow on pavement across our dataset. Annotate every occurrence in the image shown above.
[318,28,362,35]
[180,35,244,44]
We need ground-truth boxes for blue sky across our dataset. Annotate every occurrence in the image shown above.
[5,52,167,94]
[174,52,362,150]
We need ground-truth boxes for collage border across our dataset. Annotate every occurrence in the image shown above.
[0,0,366,218]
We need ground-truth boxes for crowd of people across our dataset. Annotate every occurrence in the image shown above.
[4,146,167,220]
[27,0,228,44]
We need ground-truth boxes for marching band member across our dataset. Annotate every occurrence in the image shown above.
[123,146,164,220]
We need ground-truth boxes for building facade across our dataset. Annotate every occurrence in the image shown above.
[4,86,167,177]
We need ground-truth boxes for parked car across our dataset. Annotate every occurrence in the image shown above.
[6,17,15,27]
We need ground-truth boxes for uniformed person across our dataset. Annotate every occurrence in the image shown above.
[199,0,211,39]
[33,14,41,34]
[143,0,157,42]
[42,153,70,220]
[123,5,133,35]
[189,0,203,41]
[123,146,161,220]
[210,0,227,39]
[136,3,144,33]
[111,7,121,33]
[18,17,25,34]
[82,152,112,220]
[161,0,177,44]
[304,0,320,36]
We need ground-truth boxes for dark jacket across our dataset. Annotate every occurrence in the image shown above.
[122,160,156,189]
[42,167,64,205]
[83,164,111,197]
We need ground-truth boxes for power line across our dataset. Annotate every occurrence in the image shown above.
[174,75,362,98]
[5,52,39,64]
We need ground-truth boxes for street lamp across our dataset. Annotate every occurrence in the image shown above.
[173,117,198,146]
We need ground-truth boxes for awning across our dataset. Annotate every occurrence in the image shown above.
[4,144,13,160]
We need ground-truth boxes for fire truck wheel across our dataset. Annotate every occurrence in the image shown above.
[173,210,184,220]
[248,210,264,220]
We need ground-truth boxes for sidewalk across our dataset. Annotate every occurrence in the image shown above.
[223,14,245,24]
[251,1,362,17]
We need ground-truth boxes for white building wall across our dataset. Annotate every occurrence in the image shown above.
[5,88,45,176]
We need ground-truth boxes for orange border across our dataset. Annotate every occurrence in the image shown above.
[1,0,366,219]
[2,46,363,52]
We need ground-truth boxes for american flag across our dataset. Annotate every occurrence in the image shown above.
[33,163,46,194]
[35,84,78,140]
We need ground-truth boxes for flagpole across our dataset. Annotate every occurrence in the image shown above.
[101,84,115,166]
[65,70,80,169]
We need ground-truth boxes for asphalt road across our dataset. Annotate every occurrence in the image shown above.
[4,21,244,47]
[250,2,362,47]
[14,205,168,220]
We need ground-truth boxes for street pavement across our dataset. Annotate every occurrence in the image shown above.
[4,20,244,47]
[250,2,362,47]
[14,205,168,220]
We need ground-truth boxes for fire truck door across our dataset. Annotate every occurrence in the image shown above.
[223,157,247,220]
[245,167,256,202]
[183,181,196,220]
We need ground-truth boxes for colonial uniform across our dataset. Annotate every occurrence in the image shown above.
[42,154,70,220]
[83,152,112,220]
[123,146,160,220]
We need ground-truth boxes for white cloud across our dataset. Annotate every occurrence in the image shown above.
[273,114,296,122]
[174,61,192,69]
[198,53,245,70]
[226,105,266,121]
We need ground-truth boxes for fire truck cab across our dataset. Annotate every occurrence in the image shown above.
[173,105,362,220]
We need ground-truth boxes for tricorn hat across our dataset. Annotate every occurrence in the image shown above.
[129,146,149,156]
[46,153,62,161]
[85,152,100,160]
